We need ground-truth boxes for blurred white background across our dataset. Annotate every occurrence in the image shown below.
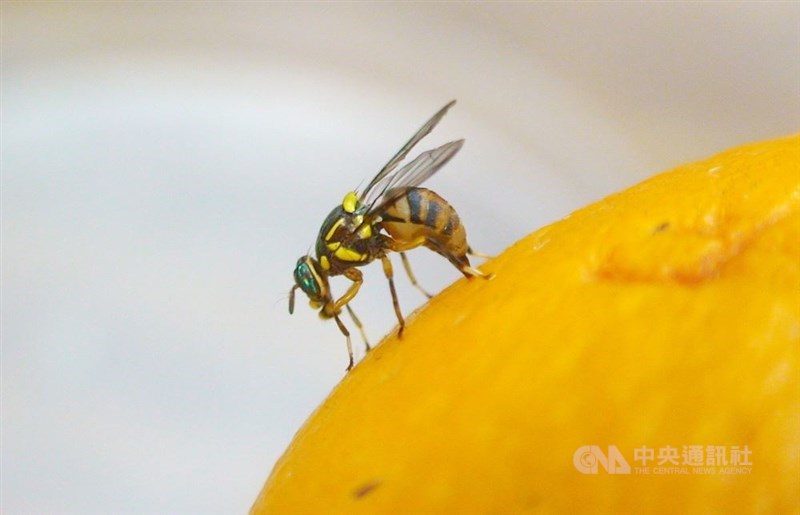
[2,2,798,513]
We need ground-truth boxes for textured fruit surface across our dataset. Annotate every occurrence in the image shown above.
[252,135,800,514]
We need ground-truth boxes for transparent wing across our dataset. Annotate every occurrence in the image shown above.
[362,139,463,211]
[359,100,456,205]
[345,139,464,242]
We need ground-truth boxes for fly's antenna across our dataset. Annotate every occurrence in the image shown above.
[288,285,299,314]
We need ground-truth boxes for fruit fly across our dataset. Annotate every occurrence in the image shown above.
[289,100,491,370]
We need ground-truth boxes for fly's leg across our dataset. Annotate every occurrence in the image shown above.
[429,239,494,280]
[332,311,355,371]
[345,303,370,352]
[400,251,434,299]
[382,233,431,301]
[467,247,494,260]
[460,264,492,279]
[321,267,365,369]
[325,267,364,315]
[380,255,405,337]
[382,234,428,253]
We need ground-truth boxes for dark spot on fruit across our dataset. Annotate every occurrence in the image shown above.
[653,222,670,233]
[353,479,381,499]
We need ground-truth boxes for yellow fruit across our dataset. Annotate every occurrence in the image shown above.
[252,135,800,514]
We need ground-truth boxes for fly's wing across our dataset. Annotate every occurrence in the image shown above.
[368,139,464,210]
[344,139,464,242]
[359,100,456,207]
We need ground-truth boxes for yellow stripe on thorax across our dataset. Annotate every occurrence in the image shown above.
[324,217,345,242]
[324,211,372,263]
[332,245,368,262]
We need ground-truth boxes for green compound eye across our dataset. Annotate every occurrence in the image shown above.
[294,258,320,297]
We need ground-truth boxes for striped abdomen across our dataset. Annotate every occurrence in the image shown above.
[380,187,470,265]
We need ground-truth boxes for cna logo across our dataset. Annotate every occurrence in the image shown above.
[573,445,631,474]
[573,444,753,475]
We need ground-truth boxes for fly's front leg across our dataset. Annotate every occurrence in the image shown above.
[323,267,363,316]
[321,267,364,370]
[345,303,370,352]
[380,255,406,337]
[331,311,355,371]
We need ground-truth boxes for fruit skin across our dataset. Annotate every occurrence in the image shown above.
[253,136,800,514]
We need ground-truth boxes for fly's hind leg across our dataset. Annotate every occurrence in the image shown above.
[400,251,434,299]
[430,240,494,280]
[459,264,493,280]
[467,246,494,260]
[380,255,406,337]
[382,234,428,253]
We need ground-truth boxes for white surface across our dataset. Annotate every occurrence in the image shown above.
[2,3,798,514]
